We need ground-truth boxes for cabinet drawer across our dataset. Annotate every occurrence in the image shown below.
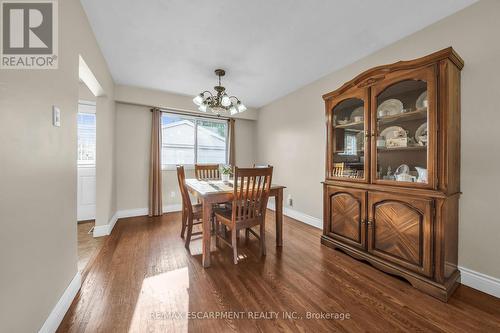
[324,185,367,250]
[367,192,433,277]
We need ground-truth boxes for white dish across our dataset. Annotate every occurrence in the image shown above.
[377,99,403,117]
[415,167,428,183]
[395,164,410,176]
[415,122,428,144]
[350,106,364,121]
[380,126,407,140]
[416,91,428,109]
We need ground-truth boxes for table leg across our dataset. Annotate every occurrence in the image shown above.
[275,188,283,247]
[202,198,212,268]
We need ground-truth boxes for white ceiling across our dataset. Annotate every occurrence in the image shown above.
[80,0,475,108]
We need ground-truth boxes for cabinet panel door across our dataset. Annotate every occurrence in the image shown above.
[370,65,437,189]
[326,186,367,249]
[368,192,433,277]
[326,88,370,182]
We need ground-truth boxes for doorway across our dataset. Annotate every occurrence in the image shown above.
[77,100,96,221]
[77,99,102,272]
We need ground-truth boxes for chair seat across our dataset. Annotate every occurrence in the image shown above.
[214,206,262,229]
[213,207,232,222]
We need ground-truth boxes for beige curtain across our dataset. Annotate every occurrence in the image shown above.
[228,118,236,166]
[149,108,163,216]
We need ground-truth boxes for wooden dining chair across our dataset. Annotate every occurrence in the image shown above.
[176,165,203,249]
[213,166,273,264]
[195,164,220,180]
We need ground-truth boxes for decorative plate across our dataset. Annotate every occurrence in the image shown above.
[395,164,410,175]
[350,106,364,121]
[416,91,428,110]
[415,122,428,144]
[377,99,403,117]
[380,126,407,140]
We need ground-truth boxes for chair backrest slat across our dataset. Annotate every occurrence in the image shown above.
[176,165,193,214]
[231,167,273,225]
[195,164,220,180]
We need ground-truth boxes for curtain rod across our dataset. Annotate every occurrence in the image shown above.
[117,101,230,120]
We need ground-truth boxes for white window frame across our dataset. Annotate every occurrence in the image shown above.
[161,111,229,170]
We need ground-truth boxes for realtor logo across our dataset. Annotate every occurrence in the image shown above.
[1,0,58,69]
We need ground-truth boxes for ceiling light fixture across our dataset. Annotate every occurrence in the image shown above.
[193,69,246,116]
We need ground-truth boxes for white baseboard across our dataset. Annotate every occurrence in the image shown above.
[267,200,322,229]
[117,208,148,219]
[38,272,81,333]
[163,203,182,213]
[92,204,183,238]
[459,266,500,298]
[93,212,118,237]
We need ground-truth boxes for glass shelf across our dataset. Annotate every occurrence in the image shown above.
[377,109,427,125]
[377,146,426,152]
[334,121,364,130]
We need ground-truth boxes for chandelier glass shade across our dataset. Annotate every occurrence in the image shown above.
[193,69,247,115]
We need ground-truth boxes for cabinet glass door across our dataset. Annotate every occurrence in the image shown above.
[331,95,368,181]
[371,67,436,188]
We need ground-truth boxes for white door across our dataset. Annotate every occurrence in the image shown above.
[77,102,96,221]
[78,166,96,220]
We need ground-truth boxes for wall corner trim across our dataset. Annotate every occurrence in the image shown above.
[93,212,118,237]
[267,200,322,230]
[459,266,500,298]
[38,272,82,333]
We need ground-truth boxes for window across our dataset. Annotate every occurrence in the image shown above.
[161,112,228,168]
[342,132,357,155]
[77,107,96,166]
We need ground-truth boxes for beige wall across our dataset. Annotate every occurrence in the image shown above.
[0,0,116,331]
[79,82,96,102]
[116,102,257,211]
[257,0,500,279]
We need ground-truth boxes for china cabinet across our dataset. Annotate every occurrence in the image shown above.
[322,48,463,301]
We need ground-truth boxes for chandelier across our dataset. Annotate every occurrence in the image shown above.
[192,69,247,115]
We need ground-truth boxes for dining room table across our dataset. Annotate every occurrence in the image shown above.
[184,178,286,268]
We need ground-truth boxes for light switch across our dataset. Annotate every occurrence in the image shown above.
[52,106,61,127]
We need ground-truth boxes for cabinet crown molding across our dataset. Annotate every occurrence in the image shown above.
[322,47,464,101]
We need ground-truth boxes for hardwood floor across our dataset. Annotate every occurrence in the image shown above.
[77,220,105,273]
[59,211,500,332]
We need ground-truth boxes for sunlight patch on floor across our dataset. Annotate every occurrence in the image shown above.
[129,267,189,332]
